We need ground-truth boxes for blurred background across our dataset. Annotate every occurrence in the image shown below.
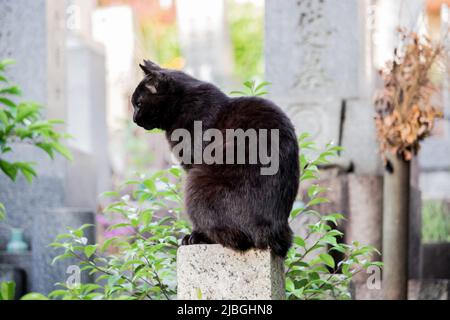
[0,0,449,299]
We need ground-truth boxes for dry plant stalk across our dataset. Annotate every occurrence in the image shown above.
[374,28,444,161]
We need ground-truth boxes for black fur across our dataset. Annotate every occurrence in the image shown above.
[131,60,299,257]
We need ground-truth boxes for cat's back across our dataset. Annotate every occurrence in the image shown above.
[218,96,297,138]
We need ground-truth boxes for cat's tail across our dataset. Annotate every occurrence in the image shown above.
[268,223,293,258]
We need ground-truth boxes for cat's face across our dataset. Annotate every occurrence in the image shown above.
[131,60,173,130]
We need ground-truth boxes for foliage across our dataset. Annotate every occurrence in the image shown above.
[422,200,450,243]
[50,166,190,300]
[285,133,381,300]
[0,281,48,300]
[0,59,71,220]
[374,29,444,161]
[140,19,182,69]
[230,80,270,97]
[228,0,264,81]
[0,281,15,300]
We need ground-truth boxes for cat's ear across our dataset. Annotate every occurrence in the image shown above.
[139,59,162,75]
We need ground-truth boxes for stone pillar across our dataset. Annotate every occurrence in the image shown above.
[419,3,450,200]
[92,6,135,176]
[66,34,111,206]
[0,0,68,250]
[346,175,383,252]
[177,245,285,300]
[266,0,365,144]
[175,0,234,89]
[0,0,106,294]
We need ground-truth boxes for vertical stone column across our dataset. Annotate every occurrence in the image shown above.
[175,0,234,89]
[0,0,68,250]
[265,0,383,300]
[0,0,101,294]
[419,4,450,199]
[265,0,361,140]
[177,245,285,300]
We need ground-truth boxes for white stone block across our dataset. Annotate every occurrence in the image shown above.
[177,244,285,300]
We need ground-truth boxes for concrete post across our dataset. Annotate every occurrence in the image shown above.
[382,154,411,300]
[177,244,285,300]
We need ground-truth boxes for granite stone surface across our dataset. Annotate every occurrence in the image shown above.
[177,244,285,300]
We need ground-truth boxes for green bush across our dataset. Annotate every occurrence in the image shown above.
[285,134,381,300]
[422,200,450,243]
[50,167,190,300]
[228,0,264,81]
[0,58,71,220]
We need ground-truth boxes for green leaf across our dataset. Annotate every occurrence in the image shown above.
[0,85,21,96]
[84,245,97,258]
[100,191,120,198]
[0,109,9,125]
[51,253,73,265]
[306,197,330,207]
[290,207,304,220]
[342,263,351,276]
[285,278,295,292]
[15,162,37,183]
[143,179,157,194]
[294,236,306,247]
[229,90,247,96]
[319,253,335,269]
[0,59,15,71]
[35,142,55,159]
[0,97,16,108]
[0,281,16,300]
[254,81,271,92]
[49,142,73,160]
[20,293,49,300]
[196,288,202,300]
[16,102,40,122]
[146,128,163,134]
[100,237,118,252]
[0,159,18,181]
[0,202,5,221]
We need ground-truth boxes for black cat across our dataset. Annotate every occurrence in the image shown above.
[131,60,299,257]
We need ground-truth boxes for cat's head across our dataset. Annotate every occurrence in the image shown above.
[131,60,178,130]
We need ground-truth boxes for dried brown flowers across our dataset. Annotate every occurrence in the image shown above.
[374,28,444,161]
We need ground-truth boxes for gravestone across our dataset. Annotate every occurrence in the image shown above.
[265,0,380,173]
[419,4,450,200]
[265,3,381,289]
[0,0,68,249]
[66,33,111,204]
[0,0,106,293]
[265,0,361,134]
[175,0,234,89]
[92,6,135,176]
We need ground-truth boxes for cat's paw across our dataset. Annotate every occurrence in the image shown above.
[181,232,212,245]
[181,234,191,246]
